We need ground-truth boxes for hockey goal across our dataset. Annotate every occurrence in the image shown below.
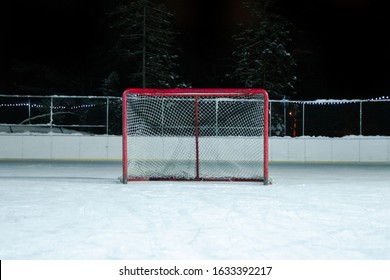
[122,88,269,184]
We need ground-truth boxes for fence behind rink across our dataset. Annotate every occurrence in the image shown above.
[0,94,390,137]
[0,95,122,135]
[270,97,390,137]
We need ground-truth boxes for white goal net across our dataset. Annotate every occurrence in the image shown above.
[122,88,269,184]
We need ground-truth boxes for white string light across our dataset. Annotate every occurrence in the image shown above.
[272,96,390,105]
[0,103,101,109]
[1,96,389,109]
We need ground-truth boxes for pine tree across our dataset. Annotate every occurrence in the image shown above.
[107,0,188,89]
[101,71,120,96]
[230,0,296,98]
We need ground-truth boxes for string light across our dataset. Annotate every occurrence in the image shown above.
[273,96,390,105]
[1,96,389,109]
[0,103,100,109]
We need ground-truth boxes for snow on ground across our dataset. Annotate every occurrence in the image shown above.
[0,160,389,260]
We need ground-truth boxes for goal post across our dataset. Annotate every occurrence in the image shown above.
[122,88,269,184]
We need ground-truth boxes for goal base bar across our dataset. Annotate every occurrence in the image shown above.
[124,177,270,185]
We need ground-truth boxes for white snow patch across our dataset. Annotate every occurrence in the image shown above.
[0,161,389,259]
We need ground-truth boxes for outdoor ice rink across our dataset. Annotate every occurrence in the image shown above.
[0,160,389,259]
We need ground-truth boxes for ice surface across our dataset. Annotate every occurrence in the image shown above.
[0,160,389,260]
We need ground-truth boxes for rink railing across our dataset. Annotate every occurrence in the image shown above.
[1,95,390,136]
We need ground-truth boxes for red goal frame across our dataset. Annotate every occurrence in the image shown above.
[122,88,269,184]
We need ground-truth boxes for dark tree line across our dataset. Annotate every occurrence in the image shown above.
[103,0,190,93]
[229,0,296,97]
[3,0,296,98]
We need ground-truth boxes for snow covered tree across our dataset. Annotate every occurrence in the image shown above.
[101,71,120,96]
[230,0,296,98]
[107,0,189,89]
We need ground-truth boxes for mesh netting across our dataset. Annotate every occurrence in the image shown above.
[125,92,267,181]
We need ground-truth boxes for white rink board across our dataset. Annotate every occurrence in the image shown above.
[0,135,122,160]
[269,136,390,162]
[0,134,390,162]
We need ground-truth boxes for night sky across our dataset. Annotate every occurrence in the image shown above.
[2,0,390,99]
[279,0,390,99]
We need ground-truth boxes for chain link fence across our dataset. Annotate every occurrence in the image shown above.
[1,95,389,136]
[0,95,122,135]
[270,98,390,137]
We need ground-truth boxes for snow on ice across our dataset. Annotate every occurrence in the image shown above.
[0,160,389,259]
